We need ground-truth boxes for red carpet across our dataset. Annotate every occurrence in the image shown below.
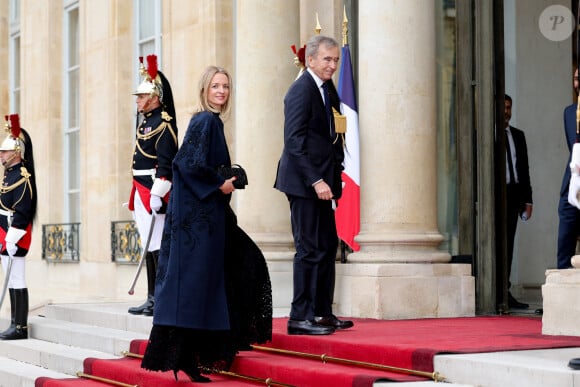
[267,315,580,373]
[35,379,114,387]
[36,315,580,387]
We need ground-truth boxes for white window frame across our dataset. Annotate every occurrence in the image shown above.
[133,0,163,87]
[63,0,80,223]
[9,0,20,113]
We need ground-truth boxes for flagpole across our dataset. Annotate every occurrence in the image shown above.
[342,5,348,46]
[335,6,361,253]
[340,5,349,263]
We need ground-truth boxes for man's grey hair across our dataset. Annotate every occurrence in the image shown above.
[305,35,339,68]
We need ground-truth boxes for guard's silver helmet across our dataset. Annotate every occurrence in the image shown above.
[0,114,24,155]
[132,55,163,101]
[133,79,159,96]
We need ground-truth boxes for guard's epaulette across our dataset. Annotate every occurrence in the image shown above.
[162,111,173,122]
[20,166,31,180]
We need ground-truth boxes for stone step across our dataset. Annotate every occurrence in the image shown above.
[0,337,118,377]
[28,314,148,356]
[377,383,472,387]
[0,355,71,387]
[0,304,149,385]
[41,302,153,335]
[433,348,580,387]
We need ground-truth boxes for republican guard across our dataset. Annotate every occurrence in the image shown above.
[0,114,37,340]
[128,55,178,316]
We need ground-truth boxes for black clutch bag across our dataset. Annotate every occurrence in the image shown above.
[218,164,248,189]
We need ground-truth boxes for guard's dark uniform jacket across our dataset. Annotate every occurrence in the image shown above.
[129,106,178,213]
[0,163,34,256]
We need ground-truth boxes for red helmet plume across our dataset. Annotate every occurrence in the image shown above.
[9,114,21,139]
[146,55,158,81]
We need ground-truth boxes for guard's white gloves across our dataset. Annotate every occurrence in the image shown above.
[4,227,26,257]
[6,242,17,257]
[150,194,162,212]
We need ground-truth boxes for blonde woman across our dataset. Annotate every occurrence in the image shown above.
[141,66,272,382]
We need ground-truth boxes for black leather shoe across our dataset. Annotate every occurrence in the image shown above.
[128,296,153,315]
[141,304,154,316]
[570,358,580,370]
[508,293,529,309]
[287,319,335,335]
[314,315,354,330]
[0,325,27,340]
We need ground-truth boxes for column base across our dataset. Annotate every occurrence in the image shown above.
[335,262,475,319]
[542,268,580,336]
[348,230,452,263]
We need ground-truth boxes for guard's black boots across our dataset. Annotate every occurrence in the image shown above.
[128,251,158,316]
[128,293,154,315]
[0,289,16,338]
[1,288,28,340]
[141,251,159,316]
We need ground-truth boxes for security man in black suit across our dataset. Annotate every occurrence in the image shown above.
[274,35,353,335]
[503,94,533,309]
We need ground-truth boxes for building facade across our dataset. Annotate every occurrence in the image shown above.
[0,0,573,319]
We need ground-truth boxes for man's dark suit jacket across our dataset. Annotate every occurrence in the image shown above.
[508,125,533,207]
[274,71,344,199]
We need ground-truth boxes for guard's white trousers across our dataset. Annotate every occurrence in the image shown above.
[133,190,166,252]
[1,255,26,289]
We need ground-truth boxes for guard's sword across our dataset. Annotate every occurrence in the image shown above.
[128,211,156,295]
[0,244,13,312]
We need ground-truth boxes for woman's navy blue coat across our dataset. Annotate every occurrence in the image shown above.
[153,111,232,330]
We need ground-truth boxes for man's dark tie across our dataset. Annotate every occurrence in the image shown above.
[322,82,335,137]
[505,129,516,184]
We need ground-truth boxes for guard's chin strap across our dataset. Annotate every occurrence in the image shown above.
[1,151,19,167]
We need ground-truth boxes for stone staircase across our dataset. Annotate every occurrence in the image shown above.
[0,302,151,387]
[0,302,579,386]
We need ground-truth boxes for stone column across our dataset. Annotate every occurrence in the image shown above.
[0,0,8,113]
[163,0,234,133]
[335,0,474,319]
[78,0,133,297]
[351,0,446,263]
[233,0,300,315]
[18,0,67,305]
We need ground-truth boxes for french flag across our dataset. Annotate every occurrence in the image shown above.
[335,44,360,251]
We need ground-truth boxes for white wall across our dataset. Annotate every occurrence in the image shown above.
[504,0,572,293]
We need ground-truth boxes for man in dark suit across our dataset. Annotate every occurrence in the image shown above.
[274,35,353,335]
[504,94,533,309]
[558,68,580,270]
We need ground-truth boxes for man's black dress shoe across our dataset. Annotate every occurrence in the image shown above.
[314,315,354,330]
[287,319,335,335]
[508,293,529,309]
[569,358,580,370]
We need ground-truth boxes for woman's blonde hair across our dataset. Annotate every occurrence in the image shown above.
[194,65,232,119]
